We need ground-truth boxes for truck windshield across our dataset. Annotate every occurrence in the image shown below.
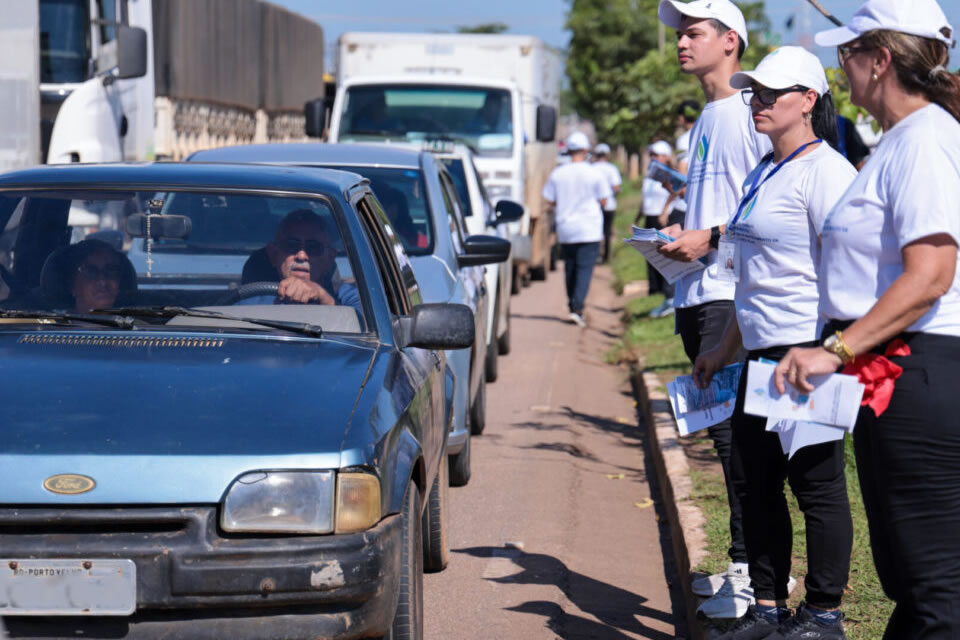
[340,85,514,158]
[39,0,90,84]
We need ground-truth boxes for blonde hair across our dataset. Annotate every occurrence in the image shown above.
[859,28,960,123]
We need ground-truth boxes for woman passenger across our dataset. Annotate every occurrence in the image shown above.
[65,239,135,312]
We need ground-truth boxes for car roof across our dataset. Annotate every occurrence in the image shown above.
[190,144,424,170]
[0,162,367,195]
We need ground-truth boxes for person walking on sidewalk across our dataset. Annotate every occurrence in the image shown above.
[655,0,773,619]
[543,131,612,327]
[694,46,857,640]
[776,1,960,637]
[592,142,622,263]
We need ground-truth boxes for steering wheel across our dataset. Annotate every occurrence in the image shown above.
[217,282,279,305]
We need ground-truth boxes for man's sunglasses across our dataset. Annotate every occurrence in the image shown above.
[281,237,329,256]
[837,44,873,66]
[77,263,123,282]
[741,86,808,107]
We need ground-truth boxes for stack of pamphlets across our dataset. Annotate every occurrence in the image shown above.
[647,160,688,192]
[667,363,744,435]
[623,226,706,285]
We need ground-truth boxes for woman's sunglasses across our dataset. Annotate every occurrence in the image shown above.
[77,263,123,282]
[837,44,874,67]
[740,86,808,107]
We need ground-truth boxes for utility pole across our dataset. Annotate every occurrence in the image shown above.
[658,20,666,56]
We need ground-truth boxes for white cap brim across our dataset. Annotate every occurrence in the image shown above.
[814,25,860,47]
[658,0,687,30]
[730,69,794,90]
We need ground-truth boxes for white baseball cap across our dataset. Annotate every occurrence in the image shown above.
[815,0,954,47]
[730,46,830,96]
[565,131,591,152]
[594,143,611,155]
[648,140,674,156]
[658,0,749,48]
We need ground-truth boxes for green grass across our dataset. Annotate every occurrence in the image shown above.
[609,177,893,639]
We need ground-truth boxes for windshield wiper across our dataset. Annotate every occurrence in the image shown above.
[0,309,136,329]
[96,306,323,338]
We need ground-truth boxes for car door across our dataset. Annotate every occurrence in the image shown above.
[355,192,446,476]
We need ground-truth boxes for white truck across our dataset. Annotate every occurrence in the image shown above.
[319,32,563,287]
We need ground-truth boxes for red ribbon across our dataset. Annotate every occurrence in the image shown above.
[841,339,912,417]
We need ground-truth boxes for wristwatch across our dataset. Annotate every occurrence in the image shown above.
[823,331,855,364]
[709,225,721,249]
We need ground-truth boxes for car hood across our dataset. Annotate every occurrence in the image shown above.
[0,330,377,504]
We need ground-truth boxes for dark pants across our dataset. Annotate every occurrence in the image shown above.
[601,209,615,263]
[730,342,852,609]
[675,301,748,564]
[644,210,684,299]
[560,242,600,315]
[838,328,960,639]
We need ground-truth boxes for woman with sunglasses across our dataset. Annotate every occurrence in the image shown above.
[65,239,136,312]
[694,46,857,640]
[775,1,960,637]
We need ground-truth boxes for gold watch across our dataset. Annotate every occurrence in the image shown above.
[823,331,855,364]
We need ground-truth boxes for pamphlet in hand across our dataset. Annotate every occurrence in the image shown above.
[624,226,706,285]
[766,418,848,459]
[667,363,743,435]
[648,160,687,192]
[743,360,864,430]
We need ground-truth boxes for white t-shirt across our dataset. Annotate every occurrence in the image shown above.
[542,161,612,244]
[594,160,622,211]
[673,129,692,213]
[675,92,772,309]
[729,144,857,350]
[820,104,960,337]
[641,177,671,216]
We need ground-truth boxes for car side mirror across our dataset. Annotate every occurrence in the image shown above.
[458,234,511,267]
[536,105,557,142]
[116,26,148,80]
[398,303,475,350]
[304,97,325,138]
[493,199,524,225]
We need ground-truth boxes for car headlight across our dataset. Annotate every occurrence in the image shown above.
[220,470,382,535]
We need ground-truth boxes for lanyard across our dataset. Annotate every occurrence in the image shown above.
[728,139,822,230]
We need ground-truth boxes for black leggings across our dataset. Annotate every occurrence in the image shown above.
[730,341,853,609]
[836,328,960,639]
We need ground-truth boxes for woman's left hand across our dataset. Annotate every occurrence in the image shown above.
[774,347,843,394]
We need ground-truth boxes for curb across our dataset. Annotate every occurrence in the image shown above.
[633,368,708,640]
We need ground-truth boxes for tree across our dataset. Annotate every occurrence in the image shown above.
[457,22,509,34]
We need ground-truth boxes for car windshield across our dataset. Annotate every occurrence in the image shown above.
[439,158,472,217]
[339,85,513,158]
[0,189,368,334]
[322,166,433,257]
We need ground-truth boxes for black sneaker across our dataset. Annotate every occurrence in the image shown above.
[769,603,847,639]
[715,605,780,640]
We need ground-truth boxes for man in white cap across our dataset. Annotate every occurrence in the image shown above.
[591,142,622,262]
[543,131,612,327]
[656,0,774,620]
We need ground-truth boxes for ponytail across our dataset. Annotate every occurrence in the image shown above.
[811,91,839,151]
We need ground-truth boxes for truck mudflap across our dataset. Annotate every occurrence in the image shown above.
[510,235,532,264]
[0,506,403,640]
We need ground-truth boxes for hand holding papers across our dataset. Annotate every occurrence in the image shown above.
[667,363,743,435]
[648,160,687,192]
[624,226,706,285]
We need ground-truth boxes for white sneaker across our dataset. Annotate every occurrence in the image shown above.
[696,569,754,619]
[568,312,586,328]
[692,563,797,597]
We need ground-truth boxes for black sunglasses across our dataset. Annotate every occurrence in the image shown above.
[740,86,808,107]
[281,237,329,256]
[77,263,123,282]
[837,44,874,66]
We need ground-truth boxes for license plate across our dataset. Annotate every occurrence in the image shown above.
[1,559,136,615]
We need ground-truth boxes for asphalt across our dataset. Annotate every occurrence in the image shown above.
[424,265,682,639]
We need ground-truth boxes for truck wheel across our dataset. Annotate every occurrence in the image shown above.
[485,312,499,383]
[470,376,486,435]
[497,315,511,356]
[449,429,471,487]
[385,484,423,640]
[421,457,449,573]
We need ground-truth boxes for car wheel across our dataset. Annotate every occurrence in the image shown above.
[384,483,423,640]
[449,428,471,487]
[510,265,520,295]
[497,308,511,356]
[421,456,449,573]
[484,313,499,383]
[470,376,486,435]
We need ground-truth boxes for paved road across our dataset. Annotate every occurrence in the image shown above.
[424,266,680,640]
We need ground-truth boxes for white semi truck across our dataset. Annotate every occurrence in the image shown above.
[318,32,564,286]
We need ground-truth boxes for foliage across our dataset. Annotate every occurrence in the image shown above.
[456,22,509,34]
[566,1,776,151]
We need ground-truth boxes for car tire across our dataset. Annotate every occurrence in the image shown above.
[449,428,471,487]
[384,483,423,640]
[497,310,511,356]
[484,313,499,383]
[421,456,449,573]
[470,375,486,435]
[511,265,520,295]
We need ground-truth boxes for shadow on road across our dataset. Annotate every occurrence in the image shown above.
[453,546,675,640]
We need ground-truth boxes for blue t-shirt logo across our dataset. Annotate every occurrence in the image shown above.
[697,135,710,161]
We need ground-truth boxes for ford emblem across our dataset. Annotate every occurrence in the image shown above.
[43,474,96,495]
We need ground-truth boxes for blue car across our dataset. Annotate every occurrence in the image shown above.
[188,144,518,487]
[0,163,476,640]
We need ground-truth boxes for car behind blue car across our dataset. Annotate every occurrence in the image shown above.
[0,162,473,640]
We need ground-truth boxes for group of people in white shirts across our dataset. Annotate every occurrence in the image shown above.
[642,0,960,638]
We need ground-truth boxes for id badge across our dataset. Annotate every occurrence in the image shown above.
[716,237,740,283]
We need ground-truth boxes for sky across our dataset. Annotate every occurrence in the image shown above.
[273,0,960,72]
